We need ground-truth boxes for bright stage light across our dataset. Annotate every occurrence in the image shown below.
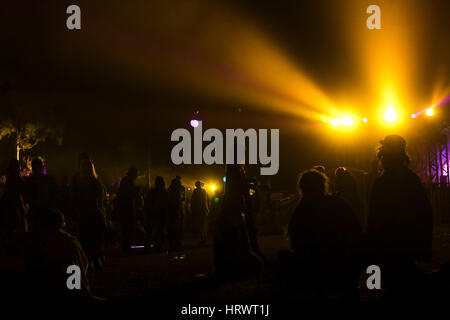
[330,119,341,127]
[411,114,416,119]
[210,185,216,191]
[384,106,398,122]
[341,115,353,126]
[362,118,368,123]
[190,119,199,128]
[425,108,434,116]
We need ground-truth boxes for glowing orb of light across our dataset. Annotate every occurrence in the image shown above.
[210,185,216,191]
[384,107,398,122]
[425,108,434,116]
[362,118,368,123]
[222,176,226,183]
[330,119,341,127]
[341,115,353,126]
[411,114,416,119]
[190,119,199,128]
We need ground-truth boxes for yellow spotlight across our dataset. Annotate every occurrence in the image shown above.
[362,118,368,123]
[384,106,398,122]
[210,185,216,191]
[330,119,341,127]
[425,108,434,116]
[341,115,353,126]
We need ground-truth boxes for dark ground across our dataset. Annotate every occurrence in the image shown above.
[90,226,450,302]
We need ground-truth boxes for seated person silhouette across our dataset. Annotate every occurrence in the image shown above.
[25,208,92,298]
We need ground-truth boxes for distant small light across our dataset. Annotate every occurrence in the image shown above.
[411,114,416,119]
[214,197,220,204]
[131,245,145,249]
[187,187,191,191]
[190,119,199,128]
[362,118,368,123]
[330,119,341,127]
[222,176,226,183]
[425,108,434,116]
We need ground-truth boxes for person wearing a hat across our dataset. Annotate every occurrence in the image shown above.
[367,135,433,299]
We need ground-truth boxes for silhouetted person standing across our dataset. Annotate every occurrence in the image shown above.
[75,160,106,270]
[283,169,362,299]
[0,159,27,267]
[167,178,183,251]
[117,167,139,252]
[214,165,263,278]
[364,160,380,231]
[23,158,57,234]
[245,178,262,256]
[176,176,186,247]
[368,135,433,299]
[190,181,209,244]
[57,176,71,214]
[144,176,169,252]
[334,167,362,227]
[70,152,93,236]
[1,159,27,235]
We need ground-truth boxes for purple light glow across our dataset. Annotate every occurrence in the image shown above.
[436,95,450,107]
[415,95,450,117]
[190,119,199,128]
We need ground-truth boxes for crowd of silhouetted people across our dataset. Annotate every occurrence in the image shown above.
[0,134,437,300]
[0,151,228,298]
[278,134,434,300]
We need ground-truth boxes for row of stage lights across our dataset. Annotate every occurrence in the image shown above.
[189,104,438,129]
[327,106,436,128]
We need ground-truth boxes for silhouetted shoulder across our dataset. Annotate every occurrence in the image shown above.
[374,167,424,191]
[323,194,362,234]
[404,168,424,184]
[323,194,352,210]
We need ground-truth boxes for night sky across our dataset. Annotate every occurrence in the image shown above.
[1,0,449,189]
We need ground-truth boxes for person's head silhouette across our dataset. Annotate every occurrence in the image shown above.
[155,176,165,189]
[78,152,91,171]
[313,165,326,173]
[127,167,138,181]
[377,135,410,171]
[170,178,181,188]
[39,208,66,231]
[298,169,328,199]
[80,160,98,179]
[31,158,44,176]
[7,159,20,177]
